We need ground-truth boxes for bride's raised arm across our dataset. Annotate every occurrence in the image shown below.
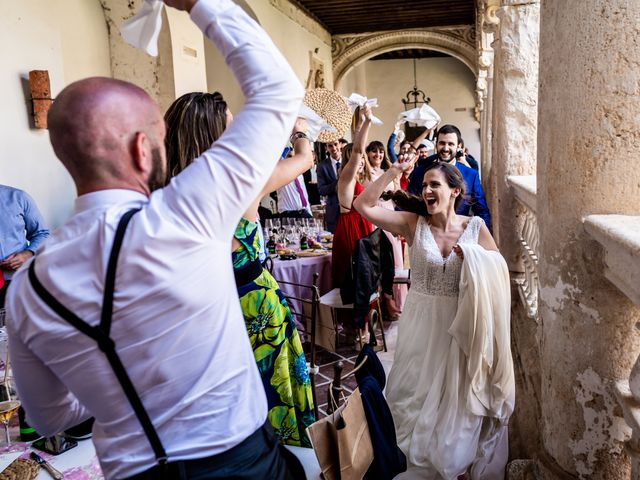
[354,153,419,243]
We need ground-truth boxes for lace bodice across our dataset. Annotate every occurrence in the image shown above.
[409,216,483,297]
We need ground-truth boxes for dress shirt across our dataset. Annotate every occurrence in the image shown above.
[0,185,49,280]
[6,1,303,478]
[277,175,311,214]
[331,157,340,176]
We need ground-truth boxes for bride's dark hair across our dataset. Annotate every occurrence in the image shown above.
[380,161,466,217]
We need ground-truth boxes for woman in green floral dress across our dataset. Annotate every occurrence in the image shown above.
[164,91,315,446]
[233,217,315,446]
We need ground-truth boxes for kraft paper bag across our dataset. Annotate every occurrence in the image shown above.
[307,387,374,480]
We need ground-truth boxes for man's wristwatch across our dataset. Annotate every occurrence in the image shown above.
[289,131,312,145]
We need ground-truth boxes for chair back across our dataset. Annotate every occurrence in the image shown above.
[271,272,321,419]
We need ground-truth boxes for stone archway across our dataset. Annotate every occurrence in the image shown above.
[332,28,477,89]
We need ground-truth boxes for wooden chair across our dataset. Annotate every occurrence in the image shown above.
[326,357,368,414]
[318,289,387,352]
[393,268,411,287]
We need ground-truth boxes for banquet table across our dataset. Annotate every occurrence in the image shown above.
[0,438,101,479]
[270,252,333,310]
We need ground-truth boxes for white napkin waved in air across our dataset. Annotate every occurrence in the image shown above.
[397,104,441,129]
[346,93,383,125]
[298,104,336,142]
[121,0,164,56]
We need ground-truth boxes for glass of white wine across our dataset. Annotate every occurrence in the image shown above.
[0,400,20,445]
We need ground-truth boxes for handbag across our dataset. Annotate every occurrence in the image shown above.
[306,386,374,480]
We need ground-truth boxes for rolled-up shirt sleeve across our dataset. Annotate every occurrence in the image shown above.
[7,302,90,435]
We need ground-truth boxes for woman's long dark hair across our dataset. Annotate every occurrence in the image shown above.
[366,140,392,171]
[164,91,228,182]
[380,161,466,217]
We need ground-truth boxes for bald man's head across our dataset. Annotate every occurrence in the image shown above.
[48,77,166,195]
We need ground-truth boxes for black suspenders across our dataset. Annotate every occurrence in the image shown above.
[27,208,168,466]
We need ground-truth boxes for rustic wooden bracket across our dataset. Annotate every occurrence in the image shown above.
[29,70,53,129]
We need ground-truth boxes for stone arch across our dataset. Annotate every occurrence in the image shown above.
[333,29,477,89]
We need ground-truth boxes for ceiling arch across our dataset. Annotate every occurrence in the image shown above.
[333,28,477,89]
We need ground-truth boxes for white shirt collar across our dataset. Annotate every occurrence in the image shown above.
[74,189,148,215]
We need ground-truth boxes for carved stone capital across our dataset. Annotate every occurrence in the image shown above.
[483,5,501,33]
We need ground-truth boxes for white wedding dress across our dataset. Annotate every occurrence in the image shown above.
[386,216,512,480]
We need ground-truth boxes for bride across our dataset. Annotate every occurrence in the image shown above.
[353,153,514,479]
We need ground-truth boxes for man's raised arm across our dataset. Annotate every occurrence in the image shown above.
[164,0,304,239]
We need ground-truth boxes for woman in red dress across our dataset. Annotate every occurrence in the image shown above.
[332,105,374,288]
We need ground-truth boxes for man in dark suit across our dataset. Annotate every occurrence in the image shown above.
[407,124,492,231]
[317,140,342,232]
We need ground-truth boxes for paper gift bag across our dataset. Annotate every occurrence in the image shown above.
[307,387,374,480]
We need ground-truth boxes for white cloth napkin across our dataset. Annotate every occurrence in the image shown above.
[298,104,336,142]
[397,104,441,129]
[346,93,383,125]
[121,0,165,57]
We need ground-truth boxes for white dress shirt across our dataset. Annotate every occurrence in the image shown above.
[6,1,303,478]
[276,175,312,214]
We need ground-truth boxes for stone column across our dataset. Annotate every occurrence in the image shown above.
[537,1,640,478]
[486,0,543,463]
[489,0,540,268]
[476,0,499,204]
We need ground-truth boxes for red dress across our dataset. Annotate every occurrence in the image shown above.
[331,182,374,288]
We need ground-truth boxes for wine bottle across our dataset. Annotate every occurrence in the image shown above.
[266,235,276,254]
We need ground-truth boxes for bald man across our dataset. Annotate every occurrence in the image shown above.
[5,1,305,479]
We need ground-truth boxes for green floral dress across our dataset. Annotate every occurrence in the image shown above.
[233,217,315,447]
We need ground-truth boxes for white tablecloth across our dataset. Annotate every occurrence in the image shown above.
[0,439,101,479]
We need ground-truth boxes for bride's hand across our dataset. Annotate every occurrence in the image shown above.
[453,244,464,259]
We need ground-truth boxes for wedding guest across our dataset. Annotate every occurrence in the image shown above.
[165,92,316,447]
[331,105,374,289]
[408,124,492,231]
[317,140,342,232]
[0,184,49,307]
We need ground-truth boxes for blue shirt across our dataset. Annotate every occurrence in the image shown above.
[0,185,50,278]
[407,155,492,231]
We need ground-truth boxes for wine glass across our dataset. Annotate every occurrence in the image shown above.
[0,400,20,445]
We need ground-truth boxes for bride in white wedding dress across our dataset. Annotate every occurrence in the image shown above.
[354,153,514,480]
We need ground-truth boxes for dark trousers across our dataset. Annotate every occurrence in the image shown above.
[125,421,306,480]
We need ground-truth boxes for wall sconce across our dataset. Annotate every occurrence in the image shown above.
[29,70,53,129]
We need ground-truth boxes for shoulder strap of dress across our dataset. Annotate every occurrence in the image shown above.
[469,216,484,241]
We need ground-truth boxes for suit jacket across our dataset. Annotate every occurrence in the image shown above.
[316,158,339,233]
[407,154,492,231]
[340,228,394,329]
